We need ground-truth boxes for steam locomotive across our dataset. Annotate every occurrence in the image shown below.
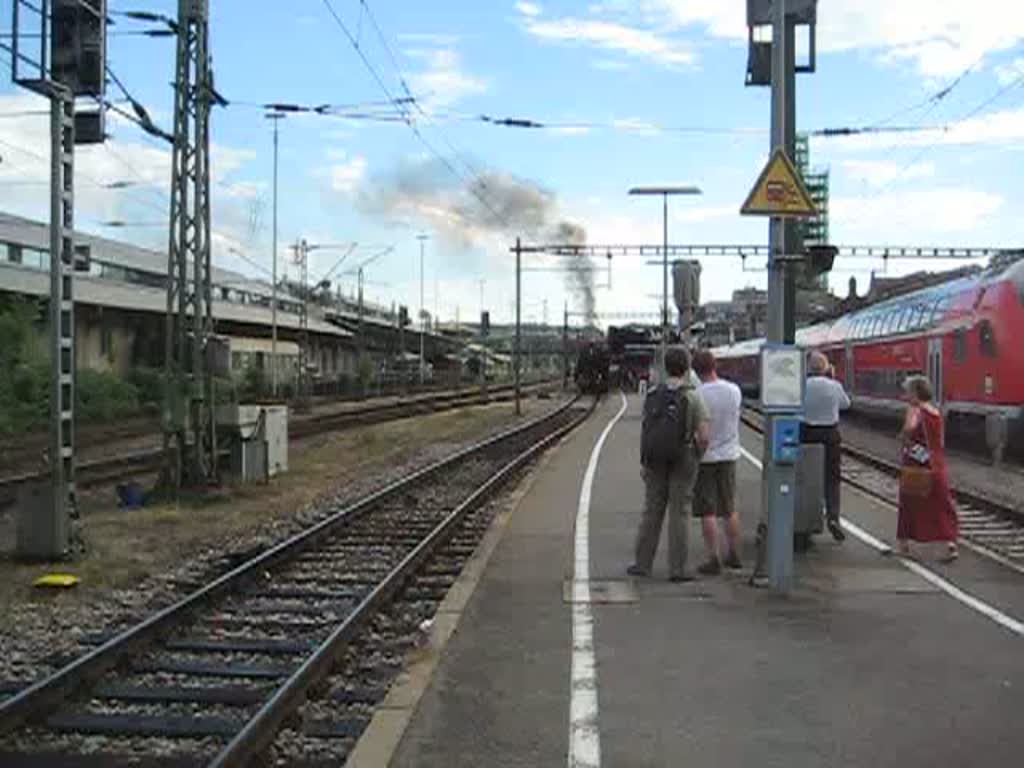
[574,341,611,395]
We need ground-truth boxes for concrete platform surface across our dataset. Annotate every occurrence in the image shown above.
[391,393,1024,768]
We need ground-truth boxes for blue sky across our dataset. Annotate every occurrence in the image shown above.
[1,1,1023,324]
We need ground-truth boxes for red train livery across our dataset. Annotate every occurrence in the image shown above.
[712,257,1024,457]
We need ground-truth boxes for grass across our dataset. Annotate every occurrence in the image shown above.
[0,400,543,614]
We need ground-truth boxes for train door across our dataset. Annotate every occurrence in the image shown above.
[927,337,943,404]
[844,342,854,391]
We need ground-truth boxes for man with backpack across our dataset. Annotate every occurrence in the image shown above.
[628,347,710,582]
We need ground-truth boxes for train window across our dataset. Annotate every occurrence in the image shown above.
[954,329,967,362]
[979,320,997,357]
[883,309,898,336]
[907,304,923,329]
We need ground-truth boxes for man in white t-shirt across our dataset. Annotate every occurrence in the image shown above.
[692,349,743,575]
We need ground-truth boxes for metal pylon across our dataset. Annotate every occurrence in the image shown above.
[163,0,216,490]
[49,87,76,553]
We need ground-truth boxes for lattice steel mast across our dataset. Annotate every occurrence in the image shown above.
[163,0,217,489]
[10,0,107,558]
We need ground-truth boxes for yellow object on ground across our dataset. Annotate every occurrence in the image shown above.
[33,573,80,588]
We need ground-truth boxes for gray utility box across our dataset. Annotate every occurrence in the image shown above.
[16,480,68,561]
[216,405,289,484]
[795,444,825,536]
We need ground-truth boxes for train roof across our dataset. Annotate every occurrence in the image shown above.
[711,254,1024,357]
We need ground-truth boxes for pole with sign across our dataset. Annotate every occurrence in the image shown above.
[739,0,818,593]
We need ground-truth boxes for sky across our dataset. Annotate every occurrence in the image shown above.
[1,0,1023,326]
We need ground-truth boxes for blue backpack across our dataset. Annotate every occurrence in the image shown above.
[641,385,691,467]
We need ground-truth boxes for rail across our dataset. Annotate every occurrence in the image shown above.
[0,395,591,764]
[0,379,560,503]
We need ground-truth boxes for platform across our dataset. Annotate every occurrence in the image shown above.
[376,393,1024,768]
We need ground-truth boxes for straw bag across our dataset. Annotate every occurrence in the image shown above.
[900,465,933,498]
[900,412,933,499]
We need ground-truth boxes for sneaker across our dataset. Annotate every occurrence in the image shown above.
[669,573,695,583]
[827,520,846,542]
[723,552,743,570]
[697,559,721,576]
[626,564,650,577]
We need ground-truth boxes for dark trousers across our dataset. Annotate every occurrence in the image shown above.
[801,424,841,523]
[635,463,696,577]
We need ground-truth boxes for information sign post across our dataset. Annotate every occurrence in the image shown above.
[759,345,806,591]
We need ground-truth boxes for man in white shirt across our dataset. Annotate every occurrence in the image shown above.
[692,350,743,574]
[802,351,851,542]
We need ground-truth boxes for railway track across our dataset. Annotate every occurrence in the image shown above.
[740,407,1024,567]
[0,380,556,506]
[0,396,591,766]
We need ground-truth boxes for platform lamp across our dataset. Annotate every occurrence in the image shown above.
[628,185,702,375]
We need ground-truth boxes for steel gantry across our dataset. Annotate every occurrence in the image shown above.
[163,0,219,490]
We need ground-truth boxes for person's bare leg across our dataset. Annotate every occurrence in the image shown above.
[701,514,719,560]
[725,512,742,561]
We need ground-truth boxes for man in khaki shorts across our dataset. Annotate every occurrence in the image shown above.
[692,350,743,575]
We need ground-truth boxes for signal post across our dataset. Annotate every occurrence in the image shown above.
[742,0,821,593]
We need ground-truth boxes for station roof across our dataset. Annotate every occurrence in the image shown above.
[0,212,351,339]
[0,260,351,339]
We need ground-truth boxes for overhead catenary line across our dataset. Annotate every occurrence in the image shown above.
[863,51,989,130]
[874,69,1024,193]
[354,0,497,200]
[319,0,512,229]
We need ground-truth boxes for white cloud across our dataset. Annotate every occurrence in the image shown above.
[562,1,1024,77]
[330,155,368,194]
[406,47,487,108]
[994,56,1024,85]
[521,16,694,67]
[515,1,542,17]
[0,92,265,269]
[832,187,1004,236]
[840,159,935,187]
[815,1,1024,77]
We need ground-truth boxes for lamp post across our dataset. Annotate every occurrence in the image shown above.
[417,234,429,387]
[628,185,702,374]
[266,111,285,396]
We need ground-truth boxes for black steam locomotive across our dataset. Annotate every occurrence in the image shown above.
[575,341,610,395]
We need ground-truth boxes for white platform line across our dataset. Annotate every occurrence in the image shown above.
[738,447,1024,638]
[568,392,628,768]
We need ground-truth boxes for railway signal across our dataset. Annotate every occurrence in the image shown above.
[9,0,108,560]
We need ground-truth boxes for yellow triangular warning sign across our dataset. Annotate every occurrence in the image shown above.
[740,149,818,218]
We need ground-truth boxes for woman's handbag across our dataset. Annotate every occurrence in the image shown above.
[900,412,933,499]
[900,465,933,498]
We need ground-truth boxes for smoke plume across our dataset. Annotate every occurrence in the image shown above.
[359,158,596,322]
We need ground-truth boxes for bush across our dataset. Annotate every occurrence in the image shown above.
[126,367,165,408]
[76,368,141,423]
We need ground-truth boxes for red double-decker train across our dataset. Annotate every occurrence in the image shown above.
[713,256,1024,459]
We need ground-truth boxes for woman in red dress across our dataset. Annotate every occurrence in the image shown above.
[896,376,959,561]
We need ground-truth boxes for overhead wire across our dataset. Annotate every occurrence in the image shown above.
[873,68,1024,194]
[358,0,501,210]
[319,0,511,229]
